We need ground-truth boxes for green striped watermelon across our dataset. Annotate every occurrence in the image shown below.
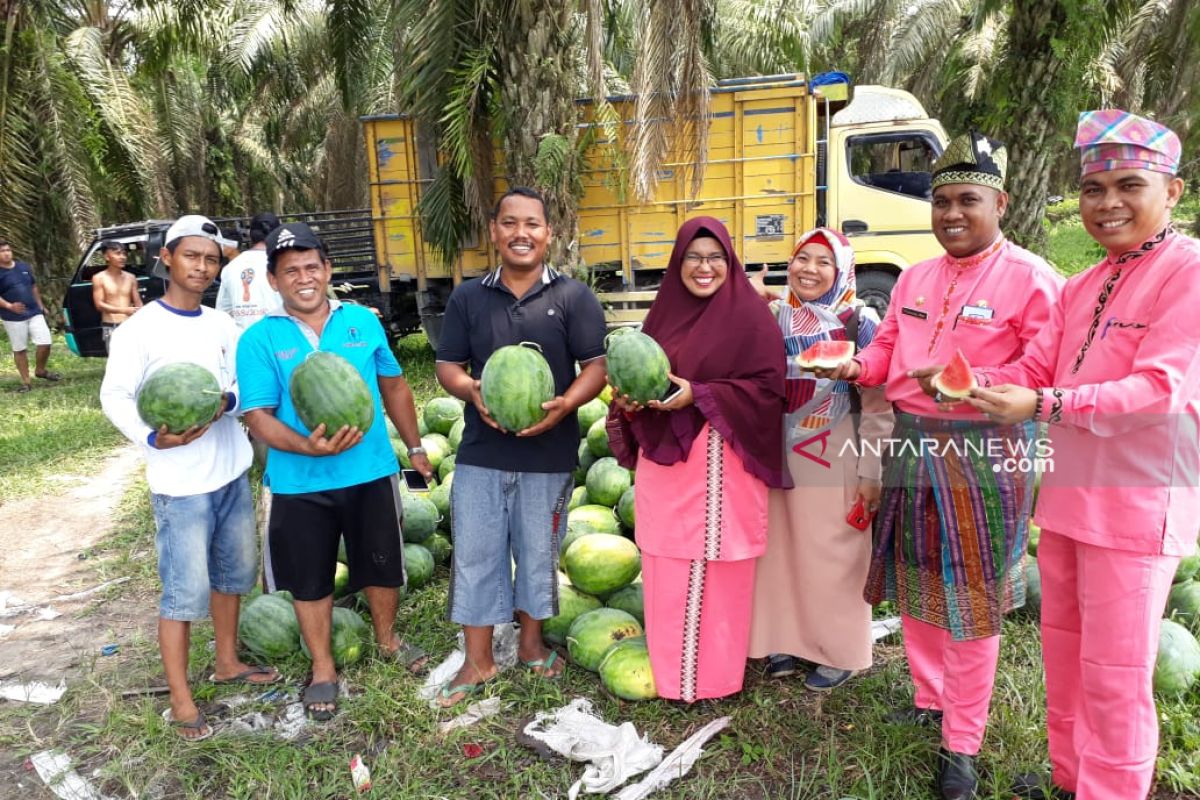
[575,442,597,485]
[425,533,452,565]
[586,418,612,458]
[480,343,555,432]
[239,593,301,659]
[599,637,657,700]
[289,351,375,437]
[424,396,464,435]
[567,607,643,672]
[1155,619,1200,695]
[616,486,635,529]
[586,457,632,508]
[605,582,644,625]
[577,398,608,434]
[568,505,622,536]
[543,579,604,646]
[404,543,435,589]
[568,486,589,511]
[563,533,641,598]
[604,329,671,404]
[402,493,439,543]
[136,362,224,434]
[301,606,371,666]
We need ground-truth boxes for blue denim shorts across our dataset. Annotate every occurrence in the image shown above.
[150,473,258,621]
[448,464,573,626]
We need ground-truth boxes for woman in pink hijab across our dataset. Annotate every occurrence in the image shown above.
[607,216,787,702]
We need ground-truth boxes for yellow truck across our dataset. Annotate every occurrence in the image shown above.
[362,74,948,345]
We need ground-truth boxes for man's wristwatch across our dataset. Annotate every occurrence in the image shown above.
[407,446,426,456]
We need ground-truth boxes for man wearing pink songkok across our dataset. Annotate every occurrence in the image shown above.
[952,110,1198,800]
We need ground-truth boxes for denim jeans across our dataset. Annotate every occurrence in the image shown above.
[151,473,257,621]
[447,464,572,626]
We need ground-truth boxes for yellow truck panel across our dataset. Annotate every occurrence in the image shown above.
[364,75,949,336]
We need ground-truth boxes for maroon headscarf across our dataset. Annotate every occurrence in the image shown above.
[607,216,789,488]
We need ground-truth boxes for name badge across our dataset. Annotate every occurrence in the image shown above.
[901,306,928,320]
[960,304,994,320]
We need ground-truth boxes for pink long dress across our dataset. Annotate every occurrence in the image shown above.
[634,423,768,702]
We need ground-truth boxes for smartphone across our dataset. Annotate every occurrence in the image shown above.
[659,380,684,405]
[846,496,875,531]
[401,468,430,493]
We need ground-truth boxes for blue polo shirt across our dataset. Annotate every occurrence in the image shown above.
[0,262,41,321]
[237,301,401,494]
[436,265,607,473]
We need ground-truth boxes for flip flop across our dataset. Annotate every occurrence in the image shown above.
[381,641,428,673]
[169,710,213,742]
[209,665,282,686]
[436,677,493,709]
[521,650,563,680]
[35,371,61,382]
[302,680,339,721]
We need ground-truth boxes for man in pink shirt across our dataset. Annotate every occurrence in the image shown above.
[824,131,1063,800]
[956,111,1198,800]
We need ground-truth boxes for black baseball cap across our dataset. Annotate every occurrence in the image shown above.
[265,222,326,271]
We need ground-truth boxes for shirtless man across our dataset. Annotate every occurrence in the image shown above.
[91,240,142,352]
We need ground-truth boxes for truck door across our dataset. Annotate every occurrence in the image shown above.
[64,238,165,357]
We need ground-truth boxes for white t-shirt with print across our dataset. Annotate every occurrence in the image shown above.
[216,248,281,329]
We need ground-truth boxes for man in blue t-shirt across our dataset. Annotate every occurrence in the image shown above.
[237,222,433,721]
[0,240,61,392]
[434,187,608,707]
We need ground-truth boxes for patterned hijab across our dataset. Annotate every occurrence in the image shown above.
[777,228,879,437]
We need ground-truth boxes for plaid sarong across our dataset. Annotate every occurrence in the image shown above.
[864,413,1035,640]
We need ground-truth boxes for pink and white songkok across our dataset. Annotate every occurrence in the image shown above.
[1074,109,1181,177]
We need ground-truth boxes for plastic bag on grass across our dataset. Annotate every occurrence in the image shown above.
[420,623,519,707]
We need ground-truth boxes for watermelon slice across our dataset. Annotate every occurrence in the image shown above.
[796,340,855,370]
[933,348,977,399]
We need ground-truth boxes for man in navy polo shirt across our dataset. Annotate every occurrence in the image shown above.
[237,222,433,721]
[434,187,608,706]
[0,240,61,392]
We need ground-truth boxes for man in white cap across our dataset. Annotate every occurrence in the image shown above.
[100,215,280,742]
[947,111,1198,800]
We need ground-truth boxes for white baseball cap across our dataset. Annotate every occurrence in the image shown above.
[164,214,237,250]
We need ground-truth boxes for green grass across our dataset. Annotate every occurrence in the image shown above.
[0,333,125,503]
[1045,193,1200,277]
[3,336,1200,798]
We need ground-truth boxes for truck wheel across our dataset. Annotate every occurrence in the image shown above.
[856,270,897,320]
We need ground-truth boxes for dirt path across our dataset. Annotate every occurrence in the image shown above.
[0,445,156,683]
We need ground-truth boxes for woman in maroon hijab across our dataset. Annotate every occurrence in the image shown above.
[607,216,787,702]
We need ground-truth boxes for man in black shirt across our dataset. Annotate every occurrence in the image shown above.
[434,187,607,706]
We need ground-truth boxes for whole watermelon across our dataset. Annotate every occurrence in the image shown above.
[429,474,453,521]
[480,343,555,432]
[402,493,440,543]
[333,561,351,598]
[1175,555,1200,584]
[136,362,224,434]
[599,384,613,405]
[1167,581,1200,633]
[577,398,608,435]
[599,637,657,700]
[1021,559,1041,619]
[424,396,464,436]
[567,608,643,672]
[568,486,589,512]
[560,526,601,556]
[616,486,635,529]
[587,418,612,458]
[586,458,632,508]
[239,593,301,660]
[606,582,644,625]
[605,329,671,405]
[449,419,465,450]
[422,433,453,471]
[289,351,374,437]
[404,543,435,589]
[563,533,642,598]
[575,442,597,486]
[1154,619,1200,695]
[569,505,622,537]
[301,606,370,667]
[543,581,604,646]
[425,533,452,565]
[438,455,456,482]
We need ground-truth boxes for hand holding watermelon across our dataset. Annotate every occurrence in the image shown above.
[515,395,569,437]
[812,358,861,382]
[302,421,364,456]
[152,421,214,449]
[645,373,692,411]
[467,379,504,431]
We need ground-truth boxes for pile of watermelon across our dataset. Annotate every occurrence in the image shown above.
[237,395,469,667]
[1159,554,1200,695]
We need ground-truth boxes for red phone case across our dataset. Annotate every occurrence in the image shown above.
[846,497,874,531]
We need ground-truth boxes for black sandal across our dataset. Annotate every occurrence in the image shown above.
[302,681,339,721]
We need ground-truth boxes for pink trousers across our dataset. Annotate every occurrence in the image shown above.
[902,614,1000,755]
[1039,528,1178,800]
